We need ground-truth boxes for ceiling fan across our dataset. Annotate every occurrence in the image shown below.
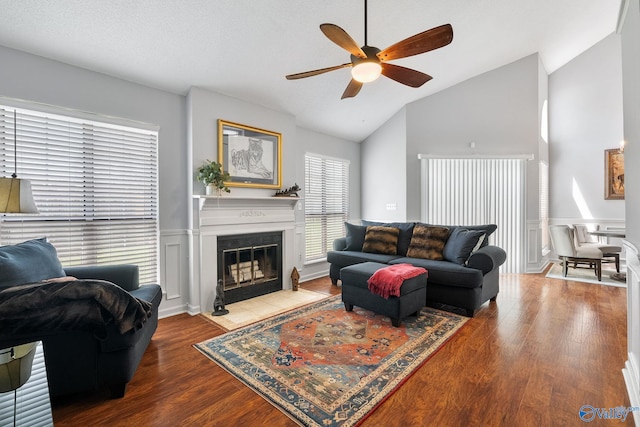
[285,0,454,99]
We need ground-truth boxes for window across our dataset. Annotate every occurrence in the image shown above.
[540,160,550,255]
[304,153,349,262]
[0,104,159,284]
[422,156,526,273]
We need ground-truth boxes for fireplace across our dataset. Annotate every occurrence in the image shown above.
[191,195,299,314]
[218,231,283,304]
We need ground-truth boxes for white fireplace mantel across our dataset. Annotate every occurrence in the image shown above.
[189,195,300,314]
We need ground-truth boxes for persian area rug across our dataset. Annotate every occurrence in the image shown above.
[195,295,468,427]
[546,262,625,287]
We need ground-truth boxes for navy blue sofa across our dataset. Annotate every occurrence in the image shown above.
[0,238,161,398]
[327,221,507,317]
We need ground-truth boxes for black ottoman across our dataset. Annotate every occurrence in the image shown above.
[340,262,427,327]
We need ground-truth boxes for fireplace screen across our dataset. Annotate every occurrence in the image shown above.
[218,231,282,304]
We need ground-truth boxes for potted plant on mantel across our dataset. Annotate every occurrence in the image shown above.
[197,160,231,196]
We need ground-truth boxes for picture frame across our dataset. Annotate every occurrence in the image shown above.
[218,120,282,189]
[604,148,624,200]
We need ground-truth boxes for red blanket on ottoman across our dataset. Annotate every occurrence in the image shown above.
[367,264,428,299]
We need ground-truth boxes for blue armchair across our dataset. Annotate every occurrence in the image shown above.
[0,238,162,398]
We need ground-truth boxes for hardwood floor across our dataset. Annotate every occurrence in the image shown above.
[51,272,633,426]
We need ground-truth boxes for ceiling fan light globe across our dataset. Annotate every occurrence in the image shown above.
[351,62,382,83]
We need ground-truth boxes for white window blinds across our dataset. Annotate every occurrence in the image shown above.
[0,105,159,284]
[304,153,349,262]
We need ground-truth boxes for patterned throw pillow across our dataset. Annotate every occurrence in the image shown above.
[362,226,400,255]
[406,225,450,260]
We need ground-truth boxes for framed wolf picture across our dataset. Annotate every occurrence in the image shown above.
[218,120,282,189]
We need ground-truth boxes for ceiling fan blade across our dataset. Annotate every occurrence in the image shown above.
[377,24,453,61]
[286,63,352,80]
[320,23,367,59]
[341,79,363,99]
[381,63,432,88]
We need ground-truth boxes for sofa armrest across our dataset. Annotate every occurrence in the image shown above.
[467,246,507,275]
[333,237,347,251]
[63,264,140,292]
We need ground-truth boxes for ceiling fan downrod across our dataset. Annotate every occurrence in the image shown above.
[363,0,369,46]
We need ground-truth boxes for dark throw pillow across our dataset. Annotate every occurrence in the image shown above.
[362,226,400,255]
[442,224,496,248]
[0,238,66,289]
[344,222,368,251]
[406,225,450,260]
[443,228,486,265]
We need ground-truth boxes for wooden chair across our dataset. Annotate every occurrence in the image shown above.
[549,225,604,281]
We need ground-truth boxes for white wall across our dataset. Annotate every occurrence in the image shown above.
[404,54,542,222]
[621,0,640,248]
[548,33,625,224]
[0,46,360,316]
[619,1,640,415]
[360,54,547,271]
[360,108,407,221]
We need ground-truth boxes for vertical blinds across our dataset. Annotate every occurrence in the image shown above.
[304,154,349,262]
[423,157,526,273]
[0,105,159,284]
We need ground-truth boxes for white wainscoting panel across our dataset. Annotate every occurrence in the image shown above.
[526,219,544,273]
[159,230,190,318]
[624,240,640,427]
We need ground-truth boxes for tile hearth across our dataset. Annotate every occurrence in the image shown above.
[200,289,328,331]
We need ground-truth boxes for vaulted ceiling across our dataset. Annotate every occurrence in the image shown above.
[0,0,623,141]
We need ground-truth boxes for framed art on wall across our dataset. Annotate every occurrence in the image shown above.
[604,148,624,200]
[218,120,282,189]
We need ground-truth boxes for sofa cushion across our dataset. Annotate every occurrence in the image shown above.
[406,225,450,260]
[389,257,484,289]
[327,250,402,268]
[443,228,486,265]
[344,222,368,251]
[362,226,400,255]
[0,238,66,289]
[426,223,497,248]
[362,221,415,256]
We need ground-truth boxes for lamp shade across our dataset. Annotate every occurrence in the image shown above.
[0,342,38,392]
[0,177,39,213]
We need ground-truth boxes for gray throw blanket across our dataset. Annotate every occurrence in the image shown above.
[0,279,153,339]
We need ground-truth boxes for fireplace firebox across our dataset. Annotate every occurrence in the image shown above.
[217,231,283,304]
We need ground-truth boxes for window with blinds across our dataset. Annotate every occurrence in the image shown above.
[304,153,349,262]
[0,105,159,284]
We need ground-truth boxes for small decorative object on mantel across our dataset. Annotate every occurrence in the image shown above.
[197,159,231,196]
[212,279,229,316]
[291,267,300,291]
[275,183,301,198]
